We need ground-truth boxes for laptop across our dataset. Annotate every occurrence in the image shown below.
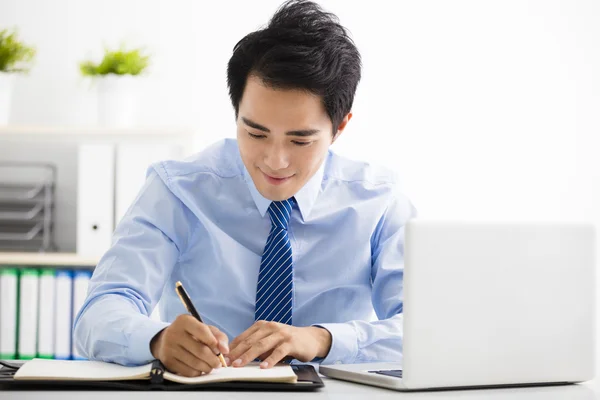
[320,220,597,391]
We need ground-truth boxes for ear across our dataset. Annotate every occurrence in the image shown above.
[332,112,353,144]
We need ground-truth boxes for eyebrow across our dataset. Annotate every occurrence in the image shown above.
[241,117,320,137]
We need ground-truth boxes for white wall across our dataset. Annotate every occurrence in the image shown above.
[1,0,597,220]
[1,0,599,365]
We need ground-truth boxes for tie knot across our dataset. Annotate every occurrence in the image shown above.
[267,198,295,230]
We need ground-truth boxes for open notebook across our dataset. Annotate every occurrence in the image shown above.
[14,358,298,385]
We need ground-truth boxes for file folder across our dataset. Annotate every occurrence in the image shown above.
[37,269,56,359]
[54,270,73,360]
[71,270,92,360]
[77,144,115,257]
[18,269,40,360]
[0,268,18,360]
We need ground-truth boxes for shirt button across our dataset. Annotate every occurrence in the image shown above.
[335,361,342,365]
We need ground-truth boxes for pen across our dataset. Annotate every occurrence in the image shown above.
[175,281,228,368]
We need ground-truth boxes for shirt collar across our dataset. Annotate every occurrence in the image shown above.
[242,156,327,221]
[293,159,325,221]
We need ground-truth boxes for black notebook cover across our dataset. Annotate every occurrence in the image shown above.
[0,361,324,391]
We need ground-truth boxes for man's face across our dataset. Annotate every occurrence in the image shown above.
[237,75,350,201]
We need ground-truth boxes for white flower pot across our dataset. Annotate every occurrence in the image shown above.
[0,72,15,126]
[97,75,137,128]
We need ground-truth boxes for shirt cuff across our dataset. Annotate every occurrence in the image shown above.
[312,322,358,365]
[126,317,170,365]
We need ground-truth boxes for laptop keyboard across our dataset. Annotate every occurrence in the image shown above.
[368,369,403,378]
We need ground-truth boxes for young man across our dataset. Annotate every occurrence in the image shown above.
[74,0,416,377]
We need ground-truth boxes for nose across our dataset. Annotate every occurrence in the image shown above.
[263,143,290,171]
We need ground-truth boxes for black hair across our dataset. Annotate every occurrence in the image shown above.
[227,0,362,135]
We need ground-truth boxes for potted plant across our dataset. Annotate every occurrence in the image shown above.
[79,46,150,128]
[0,28,35,125]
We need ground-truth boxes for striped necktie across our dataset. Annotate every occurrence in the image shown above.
[255,198,295,325]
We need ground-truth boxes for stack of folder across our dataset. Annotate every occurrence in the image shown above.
[0,267,92,361]
[0,163,56,253]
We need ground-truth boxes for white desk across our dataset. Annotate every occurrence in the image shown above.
[2,376,600,399]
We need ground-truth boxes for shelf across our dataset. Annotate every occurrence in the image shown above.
[0,252,98,267]
[0,222,44,241]
[0,183,48,203]
[0,125,198,137]
[0,126,199,149]
[0,203,45,220]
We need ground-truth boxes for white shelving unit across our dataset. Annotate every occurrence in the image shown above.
[0,125,198,149]
[0,126,177,361]
[0,125,200,254]
[0,252,98,268]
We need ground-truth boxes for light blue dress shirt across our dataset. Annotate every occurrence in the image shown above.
[73,138,417,366]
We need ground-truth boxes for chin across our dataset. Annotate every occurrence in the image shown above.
[254,175,298,201]
[264,191,293,202]
[257,186,294,202]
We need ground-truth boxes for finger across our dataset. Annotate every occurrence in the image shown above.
[260,344,291,369]
[230,321,280,357]
[256,352,292,363]
[256,352,271,362]
[228,327,274,363]
[180,335,222,369]
[208,325,230,354]
[232,331,285,368]
[169,357,203,377]
[255,348,292,364]
[230,321,263,350]
[182,315,219,351]
[176,344,215,374]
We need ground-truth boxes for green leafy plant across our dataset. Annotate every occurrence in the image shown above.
[79,46,150,77]
[0,28,36,73]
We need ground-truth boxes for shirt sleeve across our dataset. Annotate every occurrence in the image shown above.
[314,188,417,364]
[73,164,196,366]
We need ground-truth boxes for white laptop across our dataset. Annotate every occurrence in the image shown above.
[320,220,597,391]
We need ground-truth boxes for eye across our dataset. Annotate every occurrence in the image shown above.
[247,131,265,139]
[292,141,311,147]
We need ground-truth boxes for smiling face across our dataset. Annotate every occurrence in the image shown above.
[236,75,351,201]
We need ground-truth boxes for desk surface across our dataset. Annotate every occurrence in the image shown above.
[2,376,600,400]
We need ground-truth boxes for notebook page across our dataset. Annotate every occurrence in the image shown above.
[164,364,298,384]
[14,358,152,381]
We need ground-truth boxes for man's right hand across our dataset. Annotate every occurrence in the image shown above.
[150,314,230,377]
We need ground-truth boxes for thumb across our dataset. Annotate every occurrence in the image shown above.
[209,325,230,354]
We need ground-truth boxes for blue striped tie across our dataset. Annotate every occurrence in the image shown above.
[255,198,295,325]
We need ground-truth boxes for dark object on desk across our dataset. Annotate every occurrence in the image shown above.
[0,363,324,391]
[369,369,403,379]
[0,360,23,370]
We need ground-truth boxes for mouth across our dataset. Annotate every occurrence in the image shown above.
[261,170,293,186]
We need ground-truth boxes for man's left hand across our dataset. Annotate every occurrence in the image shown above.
[227,321,332,368]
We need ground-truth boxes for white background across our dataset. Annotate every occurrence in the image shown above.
[1,0,599,365]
